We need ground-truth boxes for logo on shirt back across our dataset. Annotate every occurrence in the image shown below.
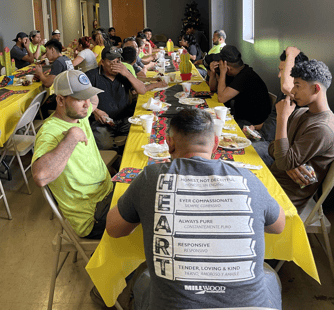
[184,285,226,294]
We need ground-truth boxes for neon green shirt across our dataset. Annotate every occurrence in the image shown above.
[139,51,145,58]
[122,62,137,78]
[32,104,113,237]
[208,43,226,55]
[29,42,46,60]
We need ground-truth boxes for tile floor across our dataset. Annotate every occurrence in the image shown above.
[0,153,333,310]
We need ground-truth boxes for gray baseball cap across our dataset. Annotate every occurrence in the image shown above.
[54,70,104,100]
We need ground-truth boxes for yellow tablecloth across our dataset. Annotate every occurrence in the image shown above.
[86,67,319,307]
[0,65,47,146]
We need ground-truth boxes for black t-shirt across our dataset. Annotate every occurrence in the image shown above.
[225,65,271,125]
[10,45,30,69]
[85,67,132,119]
[50,55,74,76]
[110,35,122,46]
[188,43,202,62]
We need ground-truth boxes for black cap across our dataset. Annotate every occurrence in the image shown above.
[219,45,242,63]
[13,32,28,42]
[101,47,123,60]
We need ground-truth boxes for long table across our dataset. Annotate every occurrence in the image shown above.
[86,65,319,307]
[0,65,50,146]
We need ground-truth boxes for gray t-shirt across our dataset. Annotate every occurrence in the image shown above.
[78,49,98,73]
[10,45,29,69]
[50,55,74,76]
[118,156,280,309]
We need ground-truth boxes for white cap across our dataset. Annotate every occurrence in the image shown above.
[54,70,104,100]
[52,29,61,35]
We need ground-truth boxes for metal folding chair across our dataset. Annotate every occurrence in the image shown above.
[0,130,11,220]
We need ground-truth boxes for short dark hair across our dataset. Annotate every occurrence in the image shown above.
[220,45,243,68]
[143,28,152,33]
[280,50,309,64]
[181,34,196,46]
[108,27,115,32]
[45,39,62,53]
[123,36,136,44]
[170,109,214,142]
[78,36,91,49]
[136,38,145,48]
[137,32,147,40]
[214,30,226,40]
[291,59,332,89]
[122,46,137,64]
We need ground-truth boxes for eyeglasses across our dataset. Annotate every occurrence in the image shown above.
[123,36,136,43]
[109,47,122,54]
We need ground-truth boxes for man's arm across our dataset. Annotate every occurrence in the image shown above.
[217,60,239,103]
[145,80,167,92]
[32,127,88,187]
[20,39,34,64]
[281,47,300,97]
[106,205,139,238]
[264,205,285,234]
[208,61,219,92]
[35,64,56,88]
[32,44,41,60]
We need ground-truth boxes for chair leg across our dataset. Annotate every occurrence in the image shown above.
[50,210,54,220]
[0,180,12,220]
[115,300,124,310]
[16,153,31,195]
[48,233,62,310]
[72,251,78,263]
[274,260,285,273]
[319,211,334,279]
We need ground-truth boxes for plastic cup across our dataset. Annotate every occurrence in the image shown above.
[178,48,183,55]
[213,119,225,137]
[169,73,176,82]
[181,82,191,94]
[140,115,154,133]
[161,75,170,84]
[25,75,34,83]
[171,52,177,60]
[214,106,228,123]
[45,58,50,65]
[159,46,164,50]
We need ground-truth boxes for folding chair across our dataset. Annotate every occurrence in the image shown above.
[29,90,48,132]
[0,130,11,220]
[275,161,334,279]
[0,103,40,194]
[42,186,123,310]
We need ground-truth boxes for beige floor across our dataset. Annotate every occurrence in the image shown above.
[0,153,334,310]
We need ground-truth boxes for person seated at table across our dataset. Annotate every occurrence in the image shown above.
[92,32,105,65]
[29,30,46,61]
[108,27,122,48]
[143,27,160,52]
[106,109,285,310]
[72,36,98,73]
[135,38,155,70]
[51,29,66,52]
[249,47,308,167]
[10,32,34,69]
[85,47,146,150]
[32,70,113,239]
[269,59,334,210]
[137,32,153,56]
[209,45,271,128]
[185,23,209,53]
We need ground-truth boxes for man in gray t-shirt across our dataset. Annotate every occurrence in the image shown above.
[106,109,285,310]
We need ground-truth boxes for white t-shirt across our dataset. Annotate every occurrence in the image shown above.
[78,49,98,72]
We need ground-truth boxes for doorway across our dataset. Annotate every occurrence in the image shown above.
[80,1,89,37]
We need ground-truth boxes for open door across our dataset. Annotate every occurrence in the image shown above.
[33,0,45,39]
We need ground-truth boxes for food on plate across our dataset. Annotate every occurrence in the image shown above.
[155,150,170,157]
[219,136,239,148]
[22,80,31,86]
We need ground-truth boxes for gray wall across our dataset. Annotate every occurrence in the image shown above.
[146,0,209,46]
[99,0,111,30]
[215,0,334,110]
[0,0,34,50]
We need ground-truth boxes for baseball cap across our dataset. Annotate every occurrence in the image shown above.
[219,45,242,63]
[29,30,40,38]
[54,70,104,100]
[101,47,123,60]
[52,29,61,35]
[13,32,28,42]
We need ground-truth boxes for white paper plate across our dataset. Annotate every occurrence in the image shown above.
[143,150,171,160]
[218,136,252,150]
[179,98,205,105]
[174,91,189,99]
[128,115,158,125]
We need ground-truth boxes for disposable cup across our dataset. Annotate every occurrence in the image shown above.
[178,48,183,55]
[181,82,191,94]
[213,119,225,137]
[161,75,170,84]
[159,46,164,50]
[214,106,228,123]
[169,73,176,82]
[140,115,154,133]
[25,75,34,83]
[171,52,177,60]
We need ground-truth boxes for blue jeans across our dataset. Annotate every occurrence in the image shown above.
[252,140,274,167]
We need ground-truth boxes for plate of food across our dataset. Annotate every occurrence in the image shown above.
[179,98,205,105]
[143,149,170,160]
[142,143,170,159]
[218,136,252,150]
[128,114,158,125]
[174,92,189,99]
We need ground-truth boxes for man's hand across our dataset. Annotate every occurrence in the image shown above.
[209,61,219,73]
[218,60,228,75]
[63,127,88,146]
[23,38,31,50]
[157,80,168,88]
[286,166,313,187]
[275,97,296,121]
[35,64,43,77]
[285,46,300,59]
[93,109,109,124]
[110,62,129,77]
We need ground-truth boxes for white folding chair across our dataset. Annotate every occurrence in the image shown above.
[0,130,12,220]
[276,161,334,279]
[0,103,40,194]
[29,90,48,131]
[42,186,123,310]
